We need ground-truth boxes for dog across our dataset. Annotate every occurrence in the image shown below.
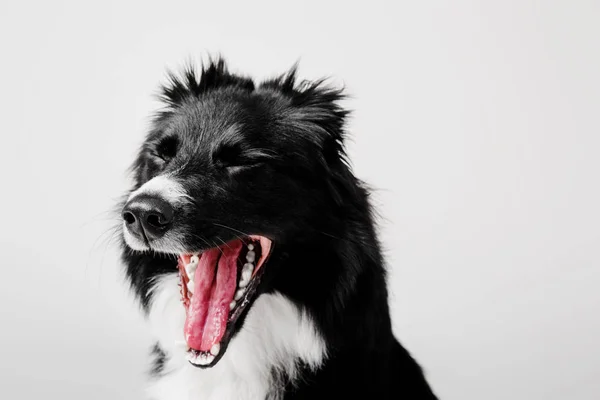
[119,58,438,399]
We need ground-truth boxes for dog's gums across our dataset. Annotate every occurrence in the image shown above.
[178,235,272,367]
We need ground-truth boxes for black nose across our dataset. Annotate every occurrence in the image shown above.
[122,195,174,241]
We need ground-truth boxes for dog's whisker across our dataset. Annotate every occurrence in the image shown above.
[216,237,233,251]
[318,230,381,250]
[211,223,251,238]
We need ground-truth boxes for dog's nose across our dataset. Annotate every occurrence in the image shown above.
[122,195,174,241]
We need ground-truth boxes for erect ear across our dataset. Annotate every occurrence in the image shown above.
[261,66,348,147]
[261,67,358,205]
[159,57,255,107]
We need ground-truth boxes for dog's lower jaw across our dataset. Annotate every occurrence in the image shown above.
[146,274,326,400]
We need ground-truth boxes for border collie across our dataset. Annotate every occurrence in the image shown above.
[119,59,437,399]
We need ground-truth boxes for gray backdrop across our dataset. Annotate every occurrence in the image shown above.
[0,1,598,399]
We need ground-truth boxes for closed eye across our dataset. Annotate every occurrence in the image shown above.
[225,164,258,174]
[152,135,178,163]
[224,155,270,174]
[213,144,276,172]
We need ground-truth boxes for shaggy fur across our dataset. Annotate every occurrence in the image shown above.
[119,58,437,399]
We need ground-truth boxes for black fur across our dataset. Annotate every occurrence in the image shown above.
[149,343,167,377]
[120,57,437,399]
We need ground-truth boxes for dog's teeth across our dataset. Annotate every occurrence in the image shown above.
[186,351,208,365]
[186,256,199,276]
[247,244,254,251]
[229,300,236,310]
[210,343,221,356]
[186,265,197,277]
[187,281,194,293]
[239,263,253,287]
[190,353,214,366]
[236,255,257,293]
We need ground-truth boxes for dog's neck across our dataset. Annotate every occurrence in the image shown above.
[269,227,390,345]
[145,274,326,400]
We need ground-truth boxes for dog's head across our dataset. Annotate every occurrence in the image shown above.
[121,59,352,367]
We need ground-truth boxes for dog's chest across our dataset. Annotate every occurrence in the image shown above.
[145,274,326,400]
[147,360,273,400]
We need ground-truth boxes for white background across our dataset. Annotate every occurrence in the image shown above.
[0,1,598,399]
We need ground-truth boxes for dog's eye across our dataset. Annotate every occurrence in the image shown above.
[152,136,178,163]
[213,144,266,172]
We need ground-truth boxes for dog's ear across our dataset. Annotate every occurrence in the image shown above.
[159,57,255,107]
[261,66,349,161]
[262,68,357,205]
[261,66,348,147]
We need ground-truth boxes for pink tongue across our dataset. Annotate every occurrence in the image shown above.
[184,241,242,351]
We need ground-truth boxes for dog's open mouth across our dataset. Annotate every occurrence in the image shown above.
[177,235,272,368]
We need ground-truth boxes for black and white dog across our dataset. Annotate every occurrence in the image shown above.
[119,59,437,399]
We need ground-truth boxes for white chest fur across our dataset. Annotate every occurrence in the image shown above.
[145,274,326,400]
